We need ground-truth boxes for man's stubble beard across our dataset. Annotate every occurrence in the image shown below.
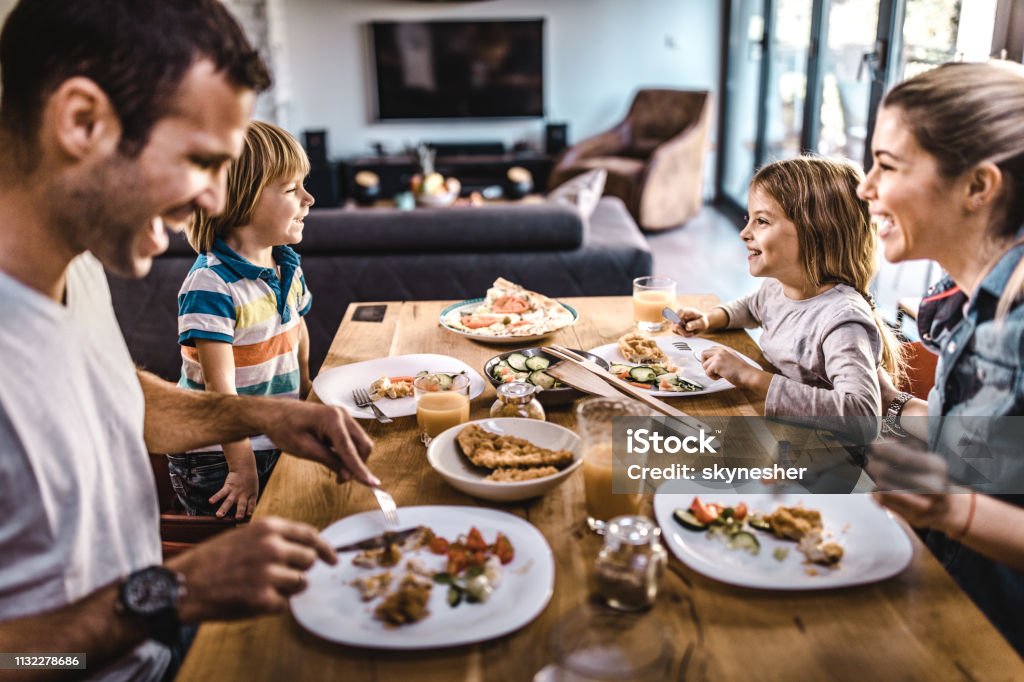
[59,153,153,279]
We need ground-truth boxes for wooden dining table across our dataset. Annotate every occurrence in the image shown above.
[177,295,1023,681]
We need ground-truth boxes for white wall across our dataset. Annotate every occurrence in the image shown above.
[277,0,721,158]
[0,0,722,159]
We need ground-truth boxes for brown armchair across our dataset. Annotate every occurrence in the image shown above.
[548,89,712,231]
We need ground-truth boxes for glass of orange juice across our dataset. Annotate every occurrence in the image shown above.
[576,397,649,533]
[414,373,471,445]
[632,276,676,332]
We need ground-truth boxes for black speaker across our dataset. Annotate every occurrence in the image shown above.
[303,129,328,164]
[306,162,339,207]
[545,123,568,155]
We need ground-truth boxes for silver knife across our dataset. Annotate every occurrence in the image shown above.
[662,306,683,326]
[333,526,424,553]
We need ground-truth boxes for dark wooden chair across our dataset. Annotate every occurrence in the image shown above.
[149,453,240,558]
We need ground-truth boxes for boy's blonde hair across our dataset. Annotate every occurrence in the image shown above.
[882,62,1024,319]
[187,120,310,253]
[751,156,905,385]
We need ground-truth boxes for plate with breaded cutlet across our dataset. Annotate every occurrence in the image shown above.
[427,419,582,502]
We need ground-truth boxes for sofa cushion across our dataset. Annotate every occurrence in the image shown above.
[547,168,607,221]
[300,201,584,254]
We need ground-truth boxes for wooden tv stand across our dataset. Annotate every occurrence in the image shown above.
[337,152,554,200]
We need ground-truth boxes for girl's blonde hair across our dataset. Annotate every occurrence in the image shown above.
[751,156,905,385]
[187,120,310,253]
[882,62,1024,319]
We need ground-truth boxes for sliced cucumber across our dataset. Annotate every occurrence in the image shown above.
[515,371,530,382]
[525,355,550,371]
[648,364,671,375]
[629,366,658,383]
[609,363,634,376]
[434,373,453,390]
[748,515,771,532]
[673,508,708,532]
[506,353,529,371]
[729,531,761,554]
[529,370,557,390]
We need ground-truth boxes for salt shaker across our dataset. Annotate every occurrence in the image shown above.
[594,515,667,610]
[489,382,545,420]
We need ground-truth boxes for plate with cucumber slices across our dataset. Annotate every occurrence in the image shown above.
[483,348,610,406]
[313,353,487,419]
[587,336,760,397]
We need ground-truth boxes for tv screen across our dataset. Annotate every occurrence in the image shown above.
[370,19,544,120]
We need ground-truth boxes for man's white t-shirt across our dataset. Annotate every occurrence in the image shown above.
[0,253,169,680]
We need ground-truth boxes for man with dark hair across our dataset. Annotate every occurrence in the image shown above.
[0,2,379,679]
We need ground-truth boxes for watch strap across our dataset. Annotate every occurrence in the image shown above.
[883,391,914,437]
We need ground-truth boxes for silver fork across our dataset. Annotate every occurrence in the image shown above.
[352,388,393,424]
[672,340,692,352]
[372,487,400,528]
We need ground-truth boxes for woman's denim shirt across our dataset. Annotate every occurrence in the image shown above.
[919,242,1024,494]
[915,242,1024,655]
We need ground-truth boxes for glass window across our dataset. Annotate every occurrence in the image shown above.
[722,0,767,205]
[764,0,813,161]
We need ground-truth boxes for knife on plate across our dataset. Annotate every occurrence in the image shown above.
[333,526,424,553]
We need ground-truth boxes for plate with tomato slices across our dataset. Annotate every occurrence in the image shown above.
[291,505,555,649]
[439,298,578,345]
[587,336,760,397]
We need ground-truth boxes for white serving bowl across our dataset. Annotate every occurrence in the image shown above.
[426,418,582,503]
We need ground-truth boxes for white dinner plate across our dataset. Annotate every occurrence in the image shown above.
[439,298,578,345]
[653,492,913,590]
[291,505,555,649]
[587,336,761,397]
[426,418,582,502]
[312,353,486,419]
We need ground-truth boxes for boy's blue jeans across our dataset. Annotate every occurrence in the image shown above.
[167,449,280,516]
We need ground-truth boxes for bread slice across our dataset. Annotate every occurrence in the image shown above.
[457,424,575,471]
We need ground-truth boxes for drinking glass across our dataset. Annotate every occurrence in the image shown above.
[541,605,674,681]
[632,276,676,332]
[414,373,471,445]
[576,397,648,533]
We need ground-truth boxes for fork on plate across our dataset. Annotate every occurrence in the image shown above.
[352,388,393,424]
[672,340,692,352]
[372,487,400,528]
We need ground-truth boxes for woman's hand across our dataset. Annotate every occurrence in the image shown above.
[672,307,709,336]
[210,465,260,519]
[867,440,967,533]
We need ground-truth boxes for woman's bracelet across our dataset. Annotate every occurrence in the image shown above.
[949,490,977,541]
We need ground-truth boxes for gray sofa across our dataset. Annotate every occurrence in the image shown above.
[108,196,652,380]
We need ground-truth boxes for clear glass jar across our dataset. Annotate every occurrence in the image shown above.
[594,515,667,611]
[489,381,546,420]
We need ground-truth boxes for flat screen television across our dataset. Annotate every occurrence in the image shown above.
[370,19,544,120]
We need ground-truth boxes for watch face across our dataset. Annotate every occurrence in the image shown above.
[123,567,180,616]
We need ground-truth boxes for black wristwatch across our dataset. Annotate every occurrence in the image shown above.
[883,391,914,437]
[116,566,186,646]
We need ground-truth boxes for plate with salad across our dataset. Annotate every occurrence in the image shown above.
[653,492,913,590]
[587,334,761,396]
[312,353,486,419]
[483,347,610,406]
[291,505,555,648]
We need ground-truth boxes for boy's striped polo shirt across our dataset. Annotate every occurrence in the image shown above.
[177,238,312,452]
